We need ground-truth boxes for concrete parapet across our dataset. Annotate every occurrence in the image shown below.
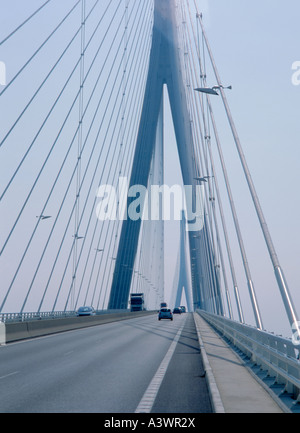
[5,311,155,343]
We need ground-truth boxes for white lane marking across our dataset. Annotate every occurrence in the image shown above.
[63,351,74,356]
[0,371,19,380]
[135,315,187,413]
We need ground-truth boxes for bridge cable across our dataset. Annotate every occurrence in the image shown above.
[194,6,263,328]
[34,1,123,313]
[71,0,86,311]
[50,0,151,310]
[0,0,108,197]
[0,0,54,46]
[0,0,112,258]
[98,2,157,311]
[96,18,154,310]
[183,0,244,321]
[0,0,121,312]
[76,0,135,309]
[43,1,129,312]
[183,1,232,317]
[80,3,153,310]
[179,1,222,315]
[62,0,149,311]
[94,0,154,310]
[0,0,82,99]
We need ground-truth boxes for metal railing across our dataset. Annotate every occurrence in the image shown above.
[0,309,134,323]
[197,310,300,400]
[0,311,77,323]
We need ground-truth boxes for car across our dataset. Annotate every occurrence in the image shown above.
[77,306,96,316]
[180,306,186,313]
[173,307,182,314]
[158,308,173,321]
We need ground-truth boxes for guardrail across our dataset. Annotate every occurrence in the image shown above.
[0,309,133,323]
[196,310,300,402]
[0,311,77,323]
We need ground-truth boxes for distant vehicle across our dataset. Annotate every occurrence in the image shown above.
[77,306,96,316]
[130,293,144,312]
[180,306,186,313]
[160,302,167,308]
[173,307,182,314]
[158,308,173,321]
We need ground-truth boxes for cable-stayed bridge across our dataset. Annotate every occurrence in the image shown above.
[0,0,299,414]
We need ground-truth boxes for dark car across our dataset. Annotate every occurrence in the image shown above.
[158,308,173,321]
[173,307,182,314]
[77,306,96,316]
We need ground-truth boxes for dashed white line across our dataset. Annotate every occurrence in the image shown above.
[135,315,187,413]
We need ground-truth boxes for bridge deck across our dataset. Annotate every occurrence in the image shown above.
[194,313,284,413]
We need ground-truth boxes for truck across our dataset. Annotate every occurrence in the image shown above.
[130,293,144,312]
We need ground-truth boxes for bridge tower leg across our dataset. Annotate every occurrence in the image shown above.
[108,0,223,312]
[174,212,193,312]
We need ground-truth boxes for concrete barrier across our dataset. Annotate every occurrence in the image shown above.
[5,311,156,343]
[5,322,29,343]
[0,321,5,345]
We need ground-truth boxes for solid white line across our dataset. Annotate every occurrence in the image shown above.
[135,315,187,413]
[193,312,225,413]
[0,371,19,380]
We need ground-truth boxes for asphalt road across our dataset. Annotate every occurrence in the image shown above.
[0,313,212,413]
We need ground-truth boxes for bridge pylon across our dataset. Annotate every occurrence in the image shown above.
[108,0,222,313]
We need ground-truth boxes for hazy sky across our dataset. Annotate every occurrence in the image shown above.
[0,0,299,338]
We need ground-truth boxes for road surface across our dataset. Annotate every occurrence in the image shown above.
[0,313,212,413]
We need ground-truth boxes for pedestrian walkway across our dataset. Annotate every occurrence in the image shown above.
[194,313,284,413]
